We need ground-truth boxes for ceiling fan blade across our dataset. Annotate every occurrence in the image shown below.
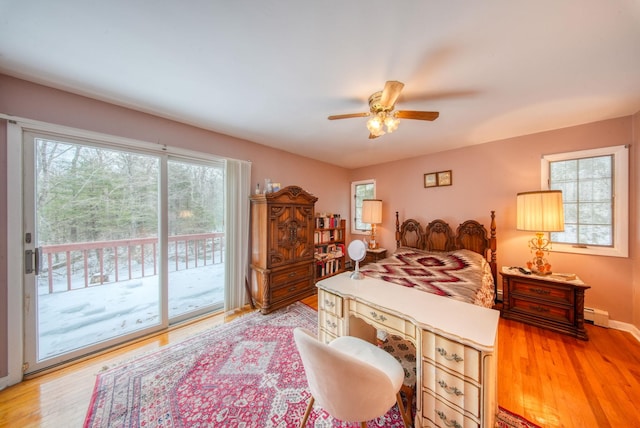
[328,112,369,120]
[379,81,404,108]
[368,133,382,139]
[395,110,440,121]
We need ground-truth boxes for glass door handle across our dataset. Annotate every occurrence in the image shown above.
[25,247,40,275]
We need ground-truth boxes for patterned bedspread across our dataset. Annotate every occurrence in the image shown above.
[359,247,495,308]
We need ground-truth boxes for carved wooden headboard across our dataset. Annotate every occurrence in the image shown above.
[395,211,497,283]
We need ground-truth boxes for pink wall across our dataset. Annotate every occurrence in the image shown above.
[351,115,638,325]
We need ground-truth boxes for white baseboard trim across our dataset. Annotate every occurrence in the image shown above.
[608,320,640,343]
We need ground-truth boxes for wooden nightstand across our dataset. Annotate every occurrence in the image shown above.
[362,248,387,266]
[500,267,590,340]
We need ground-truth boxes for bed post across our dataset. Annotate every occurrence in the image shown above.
[395,211,400,249]
[490,210,498,302]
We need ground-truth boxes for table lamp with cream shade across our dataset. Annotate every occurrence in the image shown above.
[516,190,564,274]
[361,199,382,249]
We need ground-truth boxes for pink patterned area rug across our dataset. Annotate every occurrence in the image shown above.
[85,301,538,428]
[497,406,542,428]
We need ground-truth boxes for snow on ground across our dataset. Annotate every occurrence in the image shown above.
[37,264,224,360]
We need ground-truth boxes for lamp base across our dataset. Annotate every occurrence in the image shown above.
[527,232,554,275]
[368,224,379,249]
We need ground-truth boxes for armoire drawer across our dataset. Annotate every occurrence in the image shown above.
[271,263,313,286]
[270,278,313,302]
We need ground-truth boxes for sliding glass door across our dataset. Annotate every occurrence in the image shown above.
[22,132,226,373]
[167,158,225,320]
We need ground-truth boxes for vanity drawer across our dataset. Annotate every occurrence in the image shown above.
[318,289,343,317]
[318,329,337,345]
[319,310,343,337]
[423,361,480,418]
[422,331,481,382]
[423,390,479,428]
[349,300,416,340]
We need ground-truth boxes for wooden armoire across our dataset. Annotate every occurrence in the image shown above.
[250,185,318,314]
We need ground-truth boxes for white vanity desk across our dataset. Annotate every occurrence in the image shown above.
[316,272,500,428]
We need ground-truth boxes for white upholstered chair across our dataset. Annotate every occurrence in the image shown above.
[293,328,409,428]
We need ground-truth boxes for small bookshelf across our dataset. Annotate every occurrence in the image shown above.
[314,215,346,281]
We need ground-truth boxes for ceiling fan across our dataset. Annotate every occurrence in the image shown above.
[328,81,439,139]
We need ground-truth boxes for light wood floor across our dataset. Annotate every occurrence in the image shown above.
[1,295,639,427]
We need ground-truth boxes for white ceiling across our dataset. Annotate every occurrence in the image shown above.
[1,1,639,168]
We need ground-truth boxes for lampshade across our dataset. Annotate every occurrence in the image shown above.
[361,199,383,224]
[516,190,564,232]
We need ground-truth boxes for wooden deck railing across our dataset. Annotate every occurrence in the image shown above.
[40,232,225,293]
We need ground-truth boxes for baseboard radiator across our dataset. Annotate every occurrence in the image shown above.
[584,307,610,328]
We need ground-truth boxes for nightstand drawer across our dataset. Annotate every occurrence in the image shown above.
[510,278,573,304]
[511,296,573,324]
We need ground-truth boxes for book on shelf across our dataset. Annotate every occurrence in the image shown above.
[315,213,342,229]
[314,244,344,261]
[316,258,341,277]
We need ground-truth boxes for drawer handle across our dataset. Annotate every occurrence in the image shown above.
[438,379,463,396]
[529,287,551,295]
[370,311,387,322]
[288,272,297,278]
[436,410,462,428]
[437,347,463,363]
[325,320,337,329]
[530,305,550,313]
[288,285,297,292]
[324,299,335,308]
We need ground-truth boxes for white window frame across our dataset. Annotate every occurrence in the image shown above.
[351,179,376,235]
[541,145,629,258]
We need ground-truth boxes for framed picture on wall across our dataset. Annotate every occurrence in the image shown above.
[437,170,452,186]
[424,173,437,188]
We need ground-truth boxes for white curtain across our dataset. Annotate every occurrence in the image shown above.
[224,159,252,311]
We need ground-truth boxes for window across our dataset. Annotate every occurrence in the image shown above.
[351,179,376,234]
[542,145,628,257]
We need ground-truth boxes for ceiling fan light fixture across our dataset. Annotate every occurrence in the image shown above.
[327,81,438,138]
[384,114,399,133]
[366,113,385,136]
